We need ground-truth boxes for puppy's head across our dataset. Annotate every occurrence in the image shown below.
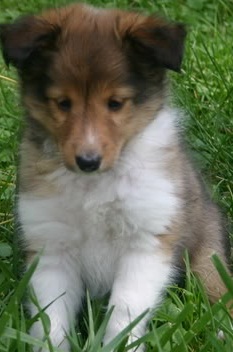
[0,4,186,173]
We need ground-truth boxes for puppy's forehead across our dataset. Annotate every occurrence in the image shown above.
[45,5,127,87]
[45,4,119,46]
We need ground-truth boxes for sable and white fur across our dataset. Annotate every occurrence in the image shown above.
[0,4,231,352]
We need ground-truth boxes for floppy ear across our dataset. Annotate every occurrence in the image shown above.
[0,16,60,69]
[117,13,186,72]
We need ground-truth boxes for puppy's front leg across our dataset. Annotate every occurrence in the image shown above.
[29,253,83,352]
[104,249,173,351]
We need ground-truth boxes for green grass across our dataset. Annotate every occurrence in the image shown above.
[0,0,233,351]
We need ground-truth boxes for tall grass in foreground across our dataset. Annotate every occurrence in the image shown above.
[0,0,233,351]
[0,254,233,351]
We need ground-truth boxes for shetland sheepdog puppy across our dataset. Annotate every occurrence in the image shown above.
[0,3,231,351]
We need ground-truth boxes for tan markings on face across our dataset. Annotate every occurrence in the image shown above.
[61,84,163,171]
[25,81,162,172]
[52,84,134,171]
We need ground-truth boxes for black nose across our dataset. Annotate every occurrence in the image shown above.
[75,154,102,172]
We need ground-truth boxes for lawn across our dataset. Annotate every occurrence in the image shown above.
[0,0,233,351]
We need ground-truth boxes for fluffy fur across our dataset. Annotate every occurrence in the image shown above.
[0,3,231,351]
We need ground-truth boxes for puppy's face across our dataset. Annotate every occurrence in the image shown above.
[0,4,186,173]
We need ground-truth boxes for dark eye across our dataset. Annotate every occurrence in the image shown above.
[107,99,123,111]
[57,98,72,112]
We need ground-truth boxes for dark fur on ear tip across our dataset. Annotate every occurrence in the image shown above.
[121,14,187,73]
[0,17,38,68]
[0,16,61,69]
[158,22,187,73]
[139,21,187,72]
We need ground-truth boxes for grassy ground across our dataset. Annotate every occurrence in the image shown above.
[0,0,233,351]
